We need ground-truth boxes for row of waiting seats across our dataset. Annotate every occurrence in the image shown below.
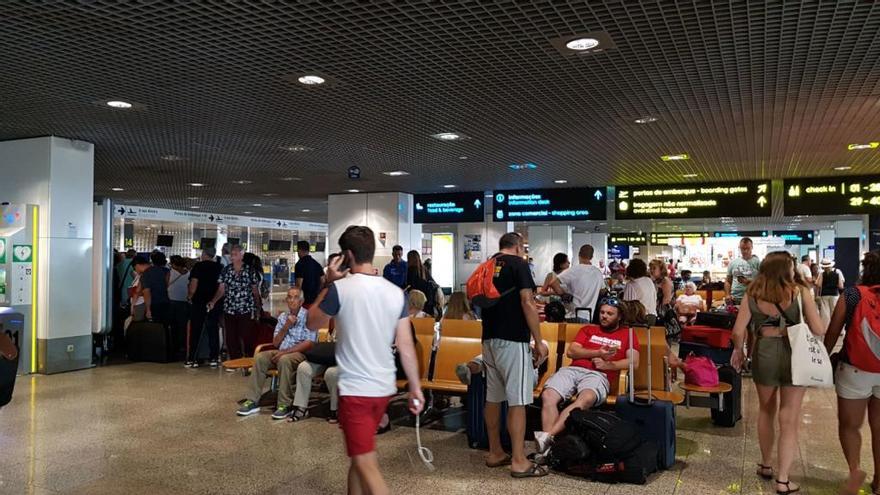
[400,318,684,406]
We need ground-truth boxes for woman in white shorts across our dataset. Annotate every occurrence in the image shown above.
[824,251,880,495]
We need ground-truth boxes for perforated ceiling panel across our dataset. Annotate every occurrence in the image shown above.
[2,1,880,222]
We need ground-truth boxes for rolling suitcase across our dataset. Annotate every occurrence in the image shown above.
[615,325,676,470]
[711,364,742,427]
[127,321,172,363]
[694,311,736,329]
[678,340,733,366]
[0,332,18,407]
[465,372,510,450]
[681,325,733,348]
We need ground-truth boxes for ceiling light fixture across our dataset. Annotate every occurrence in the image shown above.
[110,187,124,191]
[232,180,252,185]
[661,154,689,161]
[279,145,312,152]
[833,166,853,171]
[160,154,183,161]
[243,211,253,214]
[188,183,206,187]
[459,156,468,160]
[186,196,201,200]
[346,189,361,193]
[509,162,538,170]
[297,75,325,85]
[635,116,658,124]
[302,209,311,213]
[682,173,699,178]
[252,203,262,207]
[432,132,465,141]
[261,193,278,197]
[383,171,410,177]
[443,184,456,189]
[565,37,600,51]
[847,142,879,150]
[280,177,302,181]
[554,179,568,184]
[189,205,200,209]
[106,100,132,109]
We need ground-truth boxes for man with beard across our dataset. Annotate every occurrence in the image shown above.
[533,298,640,454]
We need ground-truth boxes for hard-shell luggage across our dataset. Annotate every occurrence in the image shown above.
[694,311,736,329]
[465,372,510,450]
[711,364,742,427]
[681,325,733,348]
[127,321,172,363]
[678,340,733,365]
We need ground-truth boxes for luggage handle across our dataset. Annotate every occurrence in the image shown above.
[626,323,651,405]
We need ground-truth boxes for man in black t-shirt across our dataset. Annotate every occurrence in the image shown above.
[294,241,325,306]
[480,232,549,478]
[186,247,223,367]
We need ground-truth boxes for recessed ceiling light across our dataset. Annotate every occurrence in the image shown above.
[252,203,262,207]
[243,211,253,214]
[383,171,410,177]
[110,187,124,191]
[297,75,325,85]
[279,145,313,152]
[346,189,361,193]
[847,142,878,150]
[565,37,600,51]
[682,173,699,178]
[106,100,132,109]
[186,196,201,200]
[231,180,252,185]
[635,116,658,124]
[432,132,465,141]
[459,156,468,160]
[280,177,302,181]
[554,179,568,184]
[261,193,278,197]
[443,184,456,189]
[833,166,853,171]
[302,209,311,213]
[661,154,689,161]
[509,163,538,170]
[189,205,200,209]
[160,154,183,161]
[188,183,206,187]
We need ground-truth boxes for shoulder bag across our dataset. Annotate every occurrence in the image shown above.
[781,292,834,387]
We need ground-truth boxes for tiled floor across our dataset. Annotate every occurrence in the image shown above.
[0,362,871,494]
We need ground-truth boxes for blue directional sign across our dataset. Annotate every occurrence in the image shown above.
[413,191,485,223]
[492,187,607,222]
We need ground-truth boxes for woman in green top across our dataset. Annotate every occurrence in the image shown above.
[731,252,825,495]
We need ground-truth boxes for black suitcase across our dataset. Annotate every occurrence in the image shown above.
[465,372,510,450]
[0,332,18,408]
[127,321,172,363]
[694,311,736,329]
[678,340,733,366]
[615,325,676,470]
[711,364,742,427]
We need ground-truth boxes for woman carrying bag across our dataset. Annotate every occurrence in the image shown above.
[824,251,880,495]
[730,252,827,495]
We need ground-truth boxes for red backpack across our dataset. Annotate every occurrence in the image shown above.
[466,255,515,308]
[845,285,880,373]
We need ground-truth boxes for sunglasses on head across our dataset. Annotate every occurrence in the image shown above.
[600,297,624,310]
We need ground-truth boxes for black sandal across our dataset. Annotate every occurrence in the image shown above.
[756,463,774,480]
[287,407,309,422]
[776,479,800,495]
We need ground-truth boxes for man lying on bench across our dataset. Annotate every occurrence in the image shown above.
[534,298,639,454]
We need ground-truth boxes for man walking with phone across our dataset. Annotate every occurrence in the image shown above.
[307,226,424,495]
[480,232,549,478]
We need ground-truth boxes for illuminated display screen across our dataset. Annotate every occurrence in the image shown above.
[772,230,816,245]
[493,187,607,222]
[712,231,768,238]
[608,233,647,245]
[650,232,709,244]
[783,176,880,215]
[413,192,485,223]
[615,180,771,219]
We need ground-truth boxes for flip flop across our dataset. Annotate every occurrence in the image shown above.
[485,455,511,468]
[511,463,549,478]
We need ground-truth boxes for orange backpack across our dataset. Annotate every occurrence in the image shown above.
[466,255,515,308]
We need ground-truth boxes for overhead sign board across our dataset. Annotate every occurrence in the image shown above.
[493,187,607,222]
[772,230,816,245]
[615,180,771,219]
[413,192,485,224]
[783,176,880,215]
[650,232,709,244]
[712,230,769,238]
[608,233,647,246]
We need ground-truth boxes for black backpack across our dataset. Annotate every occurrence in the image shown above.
[544,301,567,323]
[546,433,591,473]
[565,410,643,461]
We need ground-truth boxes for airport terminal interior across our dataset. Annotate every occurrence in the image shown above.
[2,2,880,494]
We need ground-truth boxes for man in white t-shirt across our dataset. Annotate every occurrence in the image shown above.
[548,244,605,321]
[797,255,814,290]
[307,226,424,495]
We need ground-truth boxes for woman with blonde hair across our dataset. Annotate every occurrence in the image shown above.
[443,291,476,321]
[649,259,674,309]
[730,252,825,495]
[407,290,429,319]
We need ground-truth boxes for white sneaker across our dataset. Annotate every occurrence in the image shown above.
[534,431,553,454]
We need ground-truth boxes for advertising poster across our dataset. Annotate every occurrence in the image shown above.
[463,234,482,262]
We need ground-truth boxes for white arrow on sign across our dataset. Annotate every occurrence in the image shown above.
[757,196,767,207]
[594,190,603,200]
[474,199,482,209]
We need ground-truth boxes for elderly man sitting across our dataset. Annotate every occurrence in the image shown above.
[236,287,316,419]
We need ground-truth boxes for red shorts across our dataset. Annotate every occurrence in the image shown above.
[338,395,392,457]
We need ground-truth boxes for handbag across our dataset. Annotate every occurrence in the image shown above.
[782,293,834,388]
[303,342,336,367]
[683,353,719,387]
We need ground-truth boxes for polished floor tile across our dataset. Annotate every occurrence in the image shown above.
[0,363,874,494]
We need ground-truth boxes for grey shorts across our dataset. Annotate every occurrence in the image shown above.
[482,339,535,407]
[544,367,610,406]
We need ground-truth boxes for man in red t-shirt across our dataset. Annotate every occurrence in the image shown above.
[534,298,640,453]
